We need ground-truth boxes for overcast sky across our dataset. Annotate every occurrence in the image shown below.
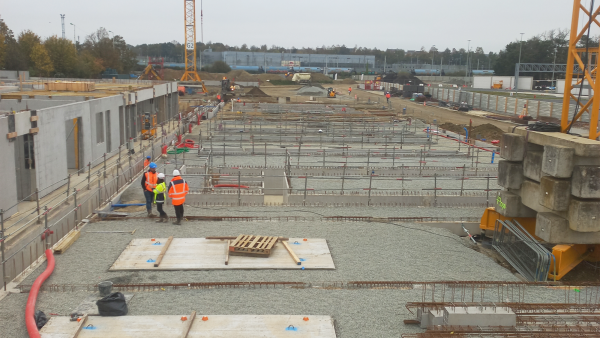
[2,0,575,53]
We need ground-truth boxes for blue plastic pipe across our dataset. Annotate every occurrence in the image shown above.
[112,203,145,207]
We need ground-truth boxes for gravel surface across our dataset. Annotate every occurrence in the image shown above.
[22,214,517,287]
[0,283,583,338]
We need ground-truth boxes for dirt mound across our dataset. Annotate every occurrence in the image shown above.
[163,69,184,81]
[246,87,270,97]
[439,122,504,141]
[297,86,327,96]
[257,74,285,81]
[225,70,258,81]
[310,73,333,83]
[340,78,357,84]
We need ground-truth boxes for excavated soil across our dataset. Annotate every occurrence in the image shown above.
[439,122,505,141]
[246,87,270,97]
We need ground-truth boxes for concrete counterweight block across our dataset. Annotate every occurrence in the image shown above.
[523,150,543,182]
[539,176,571,211]
[536,212,600,244]
[496,190,536,218]
[568,198,600,232]
[572,165,600,199]
[542,145,575,178]
[498,160,524,189]
[500,133,525,161]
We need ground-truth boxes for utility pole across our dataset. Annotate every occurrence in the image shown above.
[60,14,65,39]
[70,23,76,44]
[465,40,471,83]
[551,48,557,90]
[515,33,525,97]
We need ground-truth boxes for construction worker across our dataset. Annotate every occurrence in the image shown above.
[153,173,168,223]
[348,87,352,95]
[385,92,391,103]
[216,94,221,101]
[141,162,158,217]
[168,169,189,225]
[143,156,151,168]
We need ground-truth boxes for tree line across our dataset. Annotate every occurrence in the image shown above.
[0,21,137,78]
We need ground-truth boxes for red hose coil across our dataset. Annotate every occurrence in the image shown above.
[25,249,55,338]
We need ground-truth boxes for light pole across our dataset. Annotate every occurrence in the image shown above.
[465,40,471,84]
[108,30,115,48]
[431,45,436,75]
[70,23,76,44]
[515,33,524,96]
[551,48,557,90]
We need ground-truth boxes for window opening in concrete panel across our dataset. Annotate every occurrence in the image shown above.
[24,134,35,169]
[96,112,104,144]
[105,110,111,152]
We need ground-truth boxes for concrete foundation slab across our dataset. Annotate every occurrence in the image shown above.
[536,212,600,244]
[568,198,600,232]
[523,150,543,182]
[495,190,536,218]
[542,145,574,178]
[500,133,525,161]
[571,165,600,199]
[539,176,571,212]
[498,160,524,189]
[444,306,516,326]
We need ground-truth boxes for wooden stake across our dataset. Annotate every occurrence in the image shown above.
[154,236,174,267]
[180,311,196,338]
[281,241,301,265]
[225,240,230,265]
[72,315,88,338]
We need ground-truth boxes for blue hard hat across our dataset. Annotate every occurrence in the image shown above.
[146,156,151,159]
[149,162,157,169]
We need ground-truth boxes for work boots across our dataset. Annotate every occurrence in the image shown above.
[172,218,182,225]
[147,211,156,218]
[155,216,167,223]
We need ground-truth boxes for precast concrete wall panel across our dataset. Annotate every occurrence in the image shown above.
[14,112,32,135]
[154,83,167,97]
[136,88,154,102]
[35,102,92,198]
[0,99,77,111]
[473,76,493,89]
[0,117,18,218]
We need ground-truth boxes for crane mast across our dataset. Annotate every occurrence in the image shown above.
[181,0,207,92]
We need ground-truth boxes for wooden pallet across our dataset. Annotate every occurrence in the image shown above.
[229,235,281,257]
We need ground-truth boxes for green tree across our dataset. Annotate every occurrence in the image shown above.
[30,44,54,76]
[18,30,41,68]
[44,36,78,76]
[210,60,231,73]
[0,33,5,69]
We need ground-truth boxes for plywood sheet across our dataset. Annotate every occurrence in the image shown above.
[40,315,336,338]
[110,238,335,270]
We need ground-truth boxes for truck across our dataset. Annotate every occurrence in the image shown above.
[291,73,311,85]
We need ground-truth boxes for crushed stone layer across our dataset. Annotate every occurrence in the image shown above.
[22,214,516,286]
[0,285,577,338]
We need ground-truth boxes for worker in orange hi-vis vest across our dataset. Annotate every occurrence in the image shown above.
[168,169,189,225]
[348,87,352,95]
[143,156,151,168]
[141,162,158,217]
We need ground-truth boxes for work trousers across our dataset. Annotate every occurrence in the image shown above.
[156,203,167,217]
[143,190,154,212]
[174,204,184,220]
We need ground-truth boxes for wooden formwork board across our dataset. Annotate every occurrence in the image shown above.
[109,238,335,270]
[40,315,337,338]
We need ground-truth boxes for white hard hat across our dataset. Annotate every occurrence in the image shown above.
[173,170,181,176]
[157,173,165,179]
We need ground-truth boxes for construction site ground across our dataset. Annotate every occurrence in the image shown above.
[1,93,597,338]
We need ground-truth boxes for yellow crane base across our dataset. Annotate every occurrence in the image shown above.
[480,207,600,281]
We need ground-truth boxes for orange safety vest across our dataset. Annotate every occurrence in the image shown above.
[168,176,189,206]
[348,87,352,92]
[144,159,150,167]
[145,171,158,192]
